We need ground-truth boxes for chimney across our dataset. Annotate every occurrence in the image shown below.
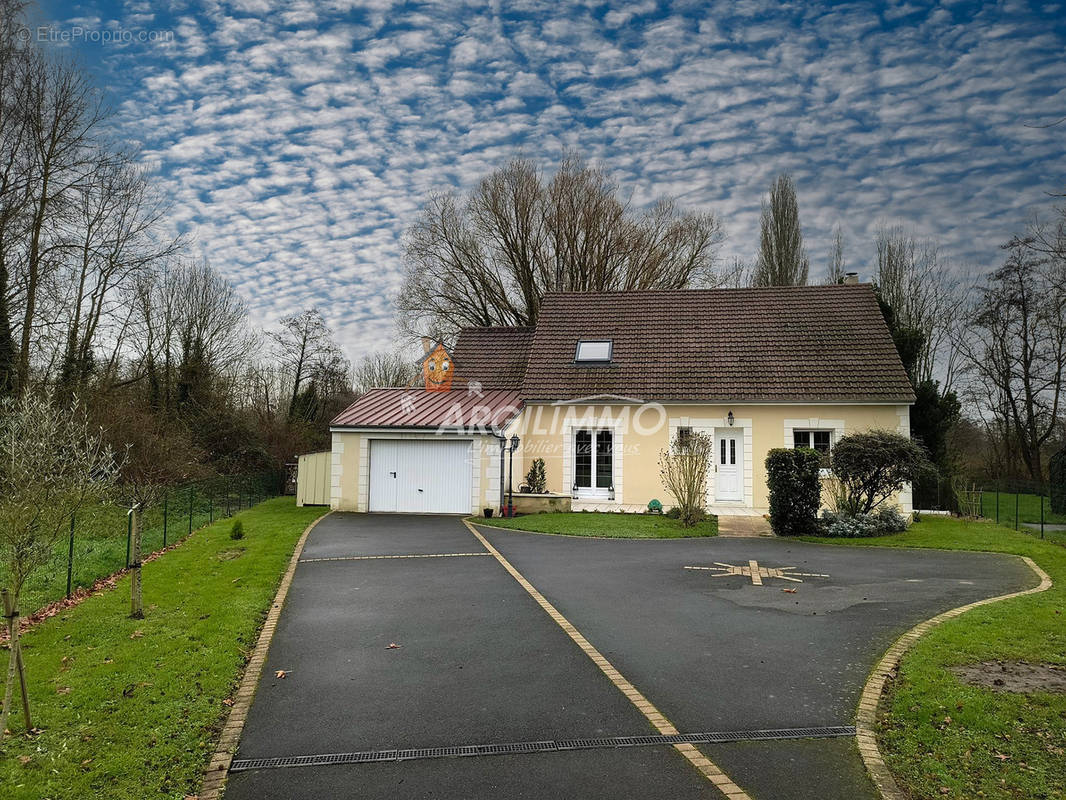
[843,272,859,285]
[421,336,433,353]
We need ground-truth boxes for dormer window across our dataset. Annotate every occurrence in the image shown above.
[575,340,612,363]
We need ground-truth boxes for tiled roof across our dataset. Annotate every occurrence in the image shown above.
[452,326,534,390]
[519,285,915,403]
[332,388,523,429]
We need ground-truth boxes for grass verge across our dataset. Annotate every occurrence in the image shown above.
[472,511,718,538]
[979,490,1066,527]
[18,481,276,618]
[0,497,327,800]
[804,517,1065,799]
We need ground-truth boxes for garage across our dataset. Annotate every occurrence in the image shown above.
[368,439,473,514]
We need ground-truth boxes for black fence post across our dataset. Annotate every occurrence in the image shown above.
[209,491,214,522]
[1015,490,1020,531]
[188,485,194,536]
[995,486,1000,525]
[65,515,75,598]
[126,508,133,568]
[162,493,168,548]
[1041,491,1046,539]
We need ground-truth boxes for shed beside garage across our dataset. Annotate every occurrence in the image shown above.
[296,451,331,506]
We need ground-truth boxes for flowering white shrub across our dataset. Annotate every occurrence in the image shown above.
[820,505,909,538]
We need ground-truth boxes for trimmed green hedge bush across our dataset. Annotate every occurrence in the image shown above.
[765,448,822,536]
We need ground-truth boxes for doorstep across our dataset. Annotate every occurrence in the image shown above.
[717,515,774,538]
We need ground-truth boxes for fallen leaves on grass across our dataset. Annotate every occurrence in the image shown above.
[1,536,195,642]
[129,630,144,639]
[17,755,31,766]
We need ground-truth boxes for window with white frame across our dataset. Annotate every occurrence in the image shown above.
[573,429,614,497]
[793,429,832,465]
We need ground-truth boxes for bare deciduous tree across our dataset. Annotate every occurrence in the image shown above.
[104,398,202,619]
[658,430,714,527]
[57,152,181,393]
[397,155,726,336]
[353,349,417,395]
[961,241,1066,483]
[752,174,809,287]
[17,55,106,389]
[827,224,846,284]
[875,224,969,388]
[269,309,350,421]
[0,393,116,732]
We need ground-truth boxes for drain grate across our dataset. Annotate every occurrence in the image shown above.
[229,726,856,772]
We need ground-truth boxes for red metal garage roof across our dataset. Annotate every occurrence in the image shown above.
[331,388,523,430]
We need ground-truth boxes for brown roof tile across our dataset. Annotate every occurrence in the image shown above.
[452,326,534,390]
[520,285,915,404]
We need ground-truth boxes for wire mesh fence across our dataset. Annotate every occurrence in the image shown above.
[23,470,284,616]
[913,475,1065,545]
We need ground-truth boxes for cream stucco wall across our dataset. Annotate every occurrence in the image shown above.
[330,429,500,514]
[510,403,912,513]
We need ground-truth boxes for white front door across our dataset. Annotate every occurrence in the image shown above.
[368,439,472,514]
[714,428,743,502]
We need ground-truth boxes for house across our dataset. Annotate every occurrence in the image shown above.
[329,284,915,516]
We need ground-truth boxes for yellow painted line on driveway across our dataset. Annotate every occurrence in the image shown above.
[299,552,491,563]
[463,519,751,799]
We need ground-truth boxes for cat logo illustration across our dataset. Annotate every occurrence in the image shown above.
[420,342,455,392]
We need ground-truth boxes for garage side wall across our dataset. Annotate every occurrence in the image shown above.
[331,429,501,514]
[331,431,363,511]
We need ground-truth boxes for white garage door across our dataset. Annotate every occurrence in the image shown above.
[368,439,473,514]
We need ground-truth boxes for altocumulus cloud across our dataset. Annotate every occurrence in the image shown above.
[45,0,1066,360]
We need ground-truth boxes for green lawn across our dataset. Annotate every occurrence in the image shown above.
[0,497,327,800]
[804,517,1066,800]
[472,511,718,538]
[17,479,277,618]
[979,490,1066,527]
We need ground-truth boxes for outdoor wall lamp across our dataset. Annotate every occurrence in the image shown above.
[727,411,734,426]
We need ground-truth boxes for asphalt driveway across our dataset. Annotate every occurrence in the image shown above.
[224,513,1037,800]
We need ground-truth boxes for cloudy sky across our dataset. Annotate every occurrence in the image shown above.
[38,0,1066,362]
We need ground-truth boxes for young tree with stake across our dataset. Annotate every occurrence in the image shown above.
[0,393,116,734]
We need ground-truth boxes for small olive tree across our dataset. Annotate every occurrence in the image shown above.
[0,394,117,733]
[830,430,931,515]
[659,430,714,526]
